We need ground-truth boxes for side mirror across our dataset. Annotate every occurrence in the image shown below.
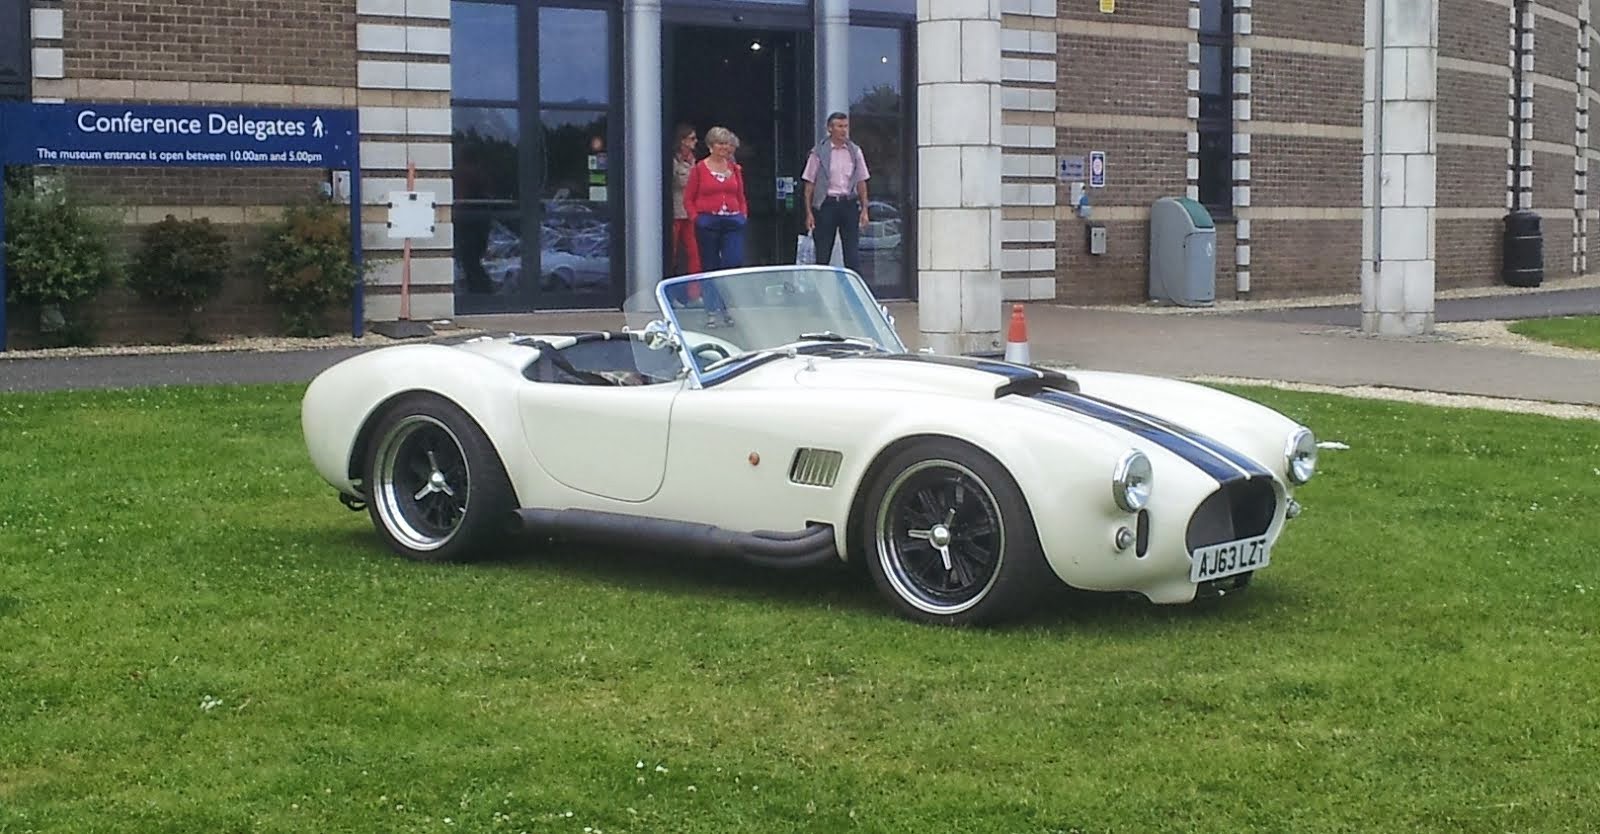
[642,319,678,352]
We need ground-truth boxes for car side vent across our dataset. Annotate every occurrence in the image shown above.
[789,448,844,488]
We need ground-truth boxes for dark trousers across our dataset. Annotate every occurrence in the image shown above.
[694,213,745,313]
[813,196,862,272]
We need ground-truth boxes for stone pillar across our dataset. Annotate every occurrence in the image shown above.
[918,0,1003,356]
[1361,0,1439,337]
[815,0,850,133]
[623,0,663,310]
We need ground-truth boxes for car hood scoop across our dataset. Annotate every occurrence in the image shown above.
[791,352,1078,399]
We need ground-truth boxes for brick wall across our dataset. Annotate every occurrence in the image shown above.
[1057,0,1183,27]
[1250,136,1363,207]
[1437,218,1504,291]
[1436,0,1514,288]
[1250,220,1362,297]
[1251,1,1363,47]
[63,1,355,85]
[1250,54,1361,126]
[1241,3,1365,299]
[1048,0,1187,305]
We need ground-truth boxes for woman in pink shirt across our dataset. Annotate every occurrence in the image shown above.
[682,126,748,327]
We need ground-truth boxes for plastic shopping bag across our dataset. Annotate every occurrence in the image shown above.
[795,233,816,266]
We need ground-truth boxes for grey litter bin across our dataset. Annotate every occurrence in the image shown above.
[1148,196,1217,306]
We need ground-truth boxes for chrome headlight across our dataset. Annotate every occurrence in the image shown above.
[1112,450,1153,513]
[1285,427,1318,484]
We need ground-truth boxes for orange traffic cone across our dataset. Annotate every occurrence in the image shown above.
[1004,304,1031,365]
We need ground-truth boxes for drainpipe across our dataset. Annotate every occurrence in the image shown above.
[1371,0,1386,282]
[1511,0,1527,213]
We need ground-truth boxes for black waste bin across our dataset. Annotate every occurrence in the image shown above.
[1503,210,1544,287]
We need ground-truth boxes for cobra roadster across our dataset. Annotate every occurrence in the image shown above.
[302,265,1318,626]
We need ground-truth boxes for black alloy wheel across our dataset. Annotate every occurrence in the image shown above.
[860,437,1053,626]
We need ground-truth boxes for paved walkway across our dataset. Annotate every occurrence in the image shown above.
[3,277,1598,417]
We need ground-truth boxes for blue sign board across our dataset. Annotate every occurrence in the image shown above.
[0,102,357,168]
[0,102,363,351]
[1088,150,1107,188]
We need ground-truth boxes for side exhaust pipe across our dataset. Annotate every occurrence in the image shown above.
[509,508,839,570]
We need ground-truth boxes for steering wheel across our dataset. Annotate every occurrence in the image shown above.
[691,342,731,363]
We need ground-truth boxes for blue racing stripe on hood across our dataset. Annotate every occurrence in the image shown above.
[1034,390,1271,484]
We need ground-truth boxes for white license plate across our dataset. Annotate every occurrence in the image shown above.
[1190,535,1270,583]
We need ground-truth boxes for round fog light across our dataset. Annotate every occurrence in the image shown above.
[1114,526,1136,551]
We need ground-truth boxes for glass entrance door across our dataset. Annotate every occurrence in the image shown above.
[846,21,912,300]
[452,1,620,314]
[664,24,814,275]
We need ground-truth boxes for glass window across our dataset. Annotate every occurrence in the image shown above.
[453,107,520,202]
[1197,0,1233,216]
[540,7,610,106]
[0,0,28,100]
[850,0,915,12]
[539,110,612,302]
[1198,131,1232,211]
[847,25,910,298]
[451,2,518,102]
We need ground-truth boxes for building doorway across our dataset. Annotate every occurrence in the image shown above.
[664,24,813,273]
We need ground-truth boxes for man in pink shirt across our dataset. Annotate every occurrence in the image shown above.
[801,112,871,272]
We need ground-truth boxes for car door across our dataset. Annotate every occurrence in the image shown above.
[518,378,684,503]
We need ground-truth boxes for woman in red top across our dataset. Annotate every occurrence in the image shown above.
[682,126,748,326]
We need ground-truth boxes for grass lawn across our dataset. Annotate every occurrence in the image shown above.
[1,383,1597,833]
[1507,315,1600,352]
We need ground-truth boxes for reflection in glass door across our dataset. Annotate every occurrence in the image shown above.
[534,6,616,309]
[451,1,523,314]
[452,1,618,314]
[846,23,913,299]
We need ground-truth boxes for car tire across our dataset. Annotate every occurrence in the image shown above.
[363,394,516,563]
[858,437,1053,626]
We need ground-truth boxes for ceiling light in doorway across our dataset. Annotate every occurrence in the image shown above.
[880,56,888,63]
[749,40,762,52]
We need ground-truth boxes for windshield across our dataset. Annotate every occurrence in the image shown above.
[653,266,907,383]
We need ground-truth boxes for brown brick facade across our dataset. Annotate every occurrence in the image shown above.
[1438,71,1512,137]
[1250,52,1362,127]
[64,1,355,86]
[1056,38,1187,119]
[1051,2,1188,305]
[1438,218,1503,290]
[1441,0,1509,64]
[1250,136,1363,208]
[1252,1,1363,46]
[1438,145,1511,208]
[1250,220,1363,298]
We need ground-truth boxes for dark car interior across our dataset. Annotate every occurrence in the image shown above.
[519,332,686,387]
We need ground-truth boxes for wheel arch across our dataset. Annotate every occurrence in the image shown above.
[346,389,516,499]
[842,432,1025,567]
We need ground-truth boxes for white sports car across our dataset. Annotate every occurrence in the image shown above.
[302,265,1318,626]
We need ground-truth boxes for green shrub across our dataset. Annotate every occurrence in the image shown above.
[127,215,232,343]
[256,199,359,337]
[2,177,118,346]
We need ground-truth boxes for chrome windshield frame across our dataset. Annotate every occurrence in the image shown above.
[652,265,907,389]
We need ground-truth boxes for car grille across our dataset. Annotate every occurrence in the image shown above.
[1184,477,1277,551]
[789,448,844,488]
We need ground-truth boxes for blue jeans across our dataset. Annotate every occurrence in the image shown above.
[694,214,745,315]
[696,214,746,272]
